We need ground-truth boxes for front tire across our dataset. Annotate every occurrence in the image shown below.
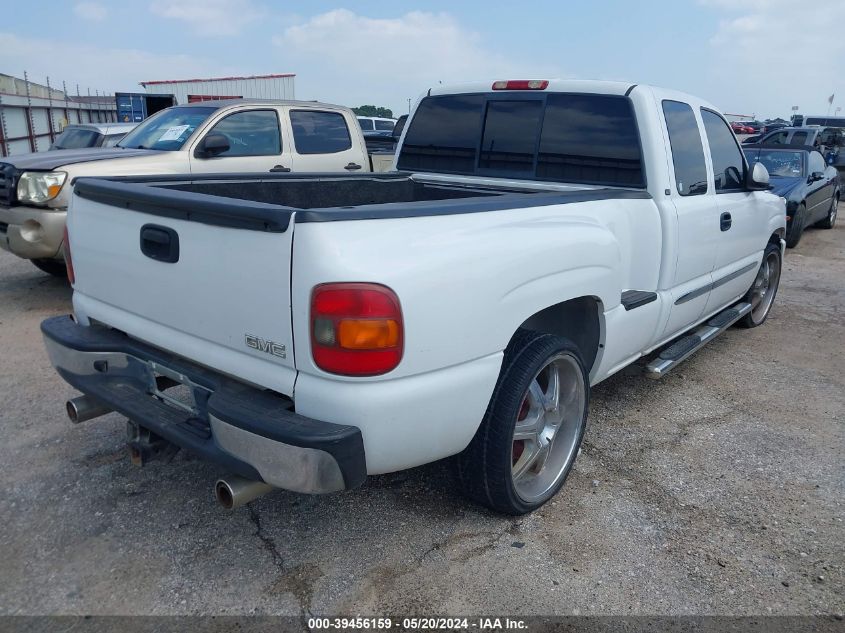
[31,258,67,277]
[456,329,589,515]
[739,242,782,328]
[785,204,806,248]
[816,193,838,229]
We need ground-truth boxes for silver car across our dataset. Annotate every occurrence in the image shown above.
[50,122,138,151]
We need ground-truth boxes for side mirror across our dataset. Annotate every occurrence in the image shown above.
[808,171,824,184]
[195,133,229,158]
[746,161,770,190]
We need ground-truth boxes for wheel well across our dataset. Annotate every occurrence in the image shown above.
[517,296,602,372]
[770,229,784,243]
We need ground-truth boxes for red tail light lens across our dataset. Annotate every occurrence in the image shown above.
[63,225,75,285]
[311,283,403,376]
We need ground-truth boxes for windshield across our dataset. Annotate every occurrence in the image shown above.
[51,128,100,150]
[745,149,804,178]
[118,106,217,150]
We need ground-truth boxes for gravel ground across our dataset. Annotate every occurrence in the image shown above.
[0,223,842,617]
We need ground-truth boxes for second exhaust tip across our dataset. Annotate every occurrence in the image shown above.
[215,475,274,510]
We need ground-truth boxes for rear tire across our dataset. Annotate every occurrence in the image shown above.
[456,329,589,515]
[739,242,781,328]
[785,204,806,248]
[31,258,67,278]
[816,193,838,229]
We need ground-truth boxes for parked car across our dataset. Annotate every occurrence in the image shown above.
[50,123,138,151]
[362,115,410,154]
[43,79,784,515]
[761,121,789,134]
[357,116,397,136]
[731,122,754,134]
[0,99,395,276]
[793,114,845,128]
[743,144,839,247]
[746,126,844,168]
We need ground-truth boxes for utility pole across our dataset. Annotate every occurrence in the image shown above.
[407,98,411,114]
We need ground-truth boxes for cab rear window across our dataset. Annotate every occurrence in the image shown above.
[398,93,645,187]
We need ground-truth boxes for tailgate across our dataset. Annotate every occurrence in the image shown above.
[68,180,297,396]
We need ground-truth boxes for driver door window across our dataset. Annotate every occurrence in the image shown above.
[190,109,289,174]
[700,108,763,314]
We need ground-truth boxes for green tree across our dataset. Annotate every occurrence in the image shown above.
[352,105,394,118]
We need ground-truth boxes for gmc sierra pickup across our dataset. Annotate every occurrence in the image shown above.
[0,99,393,276]
[42,80,786,515]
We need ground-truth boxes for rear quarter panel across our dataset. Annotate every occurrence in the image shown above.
[290,196,662,382]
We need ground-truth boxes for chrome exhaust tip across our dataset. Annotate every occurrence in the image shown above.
[215,475,273,510]
[66,396,111,424]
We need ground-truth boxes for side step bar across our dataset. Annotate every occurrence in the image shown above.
[645,302,752,379]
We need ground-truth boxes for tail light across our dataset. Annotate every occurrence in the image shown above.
[492,80,549,91]
[63,225,75,285]
[311,283,403,376]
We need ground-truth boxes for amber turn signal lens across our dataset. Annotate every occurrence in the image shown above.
[337,319,399,350]
[47,184,62,199]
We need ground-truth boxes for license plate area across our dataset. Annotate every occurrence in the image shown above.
[146,360,212,416]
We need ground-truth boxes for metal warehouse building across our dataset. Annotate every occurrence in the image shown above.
[139,73,296,105]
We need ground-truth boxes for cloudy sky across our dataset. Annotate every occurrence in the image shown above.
[3,0,844,119]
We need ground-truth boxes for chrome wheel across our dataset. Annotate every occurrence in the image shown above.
[749,249,781,324]
[511,353,586,504]
[830,196,838,226]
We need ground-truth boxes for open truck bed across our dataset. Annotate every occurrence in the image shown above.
[73,171,646,228]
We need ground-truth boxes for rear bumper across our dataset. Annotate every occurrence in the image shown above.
[41,315,367,493]
[0,205,66,260]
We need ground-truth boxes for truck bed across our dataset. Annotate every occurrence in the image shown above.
[73,172,650,230]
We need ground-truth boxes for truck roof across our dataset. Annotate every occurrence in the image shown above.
[426,79,720,118]
[428,79,637,98]
[179,98,350,111]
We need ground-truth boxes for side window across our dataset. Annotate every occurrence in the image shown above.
[205,110,281,157]
[807,151,825,174]
[479,100,542,173]
[662,100,708,196]
[537,94,644,187]
[701,109,746,192]
[290,110,352,154]
[791,131,808,145]
[357,118,374,131]
[397,94,485,173]
[766,131,788,145]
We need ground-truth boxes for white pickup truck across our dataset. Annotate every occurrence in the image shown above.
[0,99,392,276]
[42,80,785,515]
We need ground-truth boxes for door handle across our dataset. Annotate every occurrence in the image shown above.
[720,212,732,232]
[270,164,291,173]
[344,162,362,171]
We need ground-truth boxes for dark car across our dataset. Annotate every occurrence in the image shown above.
[744,145,839,247]
[761,121,789,135]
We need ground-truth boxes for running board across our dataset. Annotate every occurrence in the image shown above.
[644,302,752,379]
